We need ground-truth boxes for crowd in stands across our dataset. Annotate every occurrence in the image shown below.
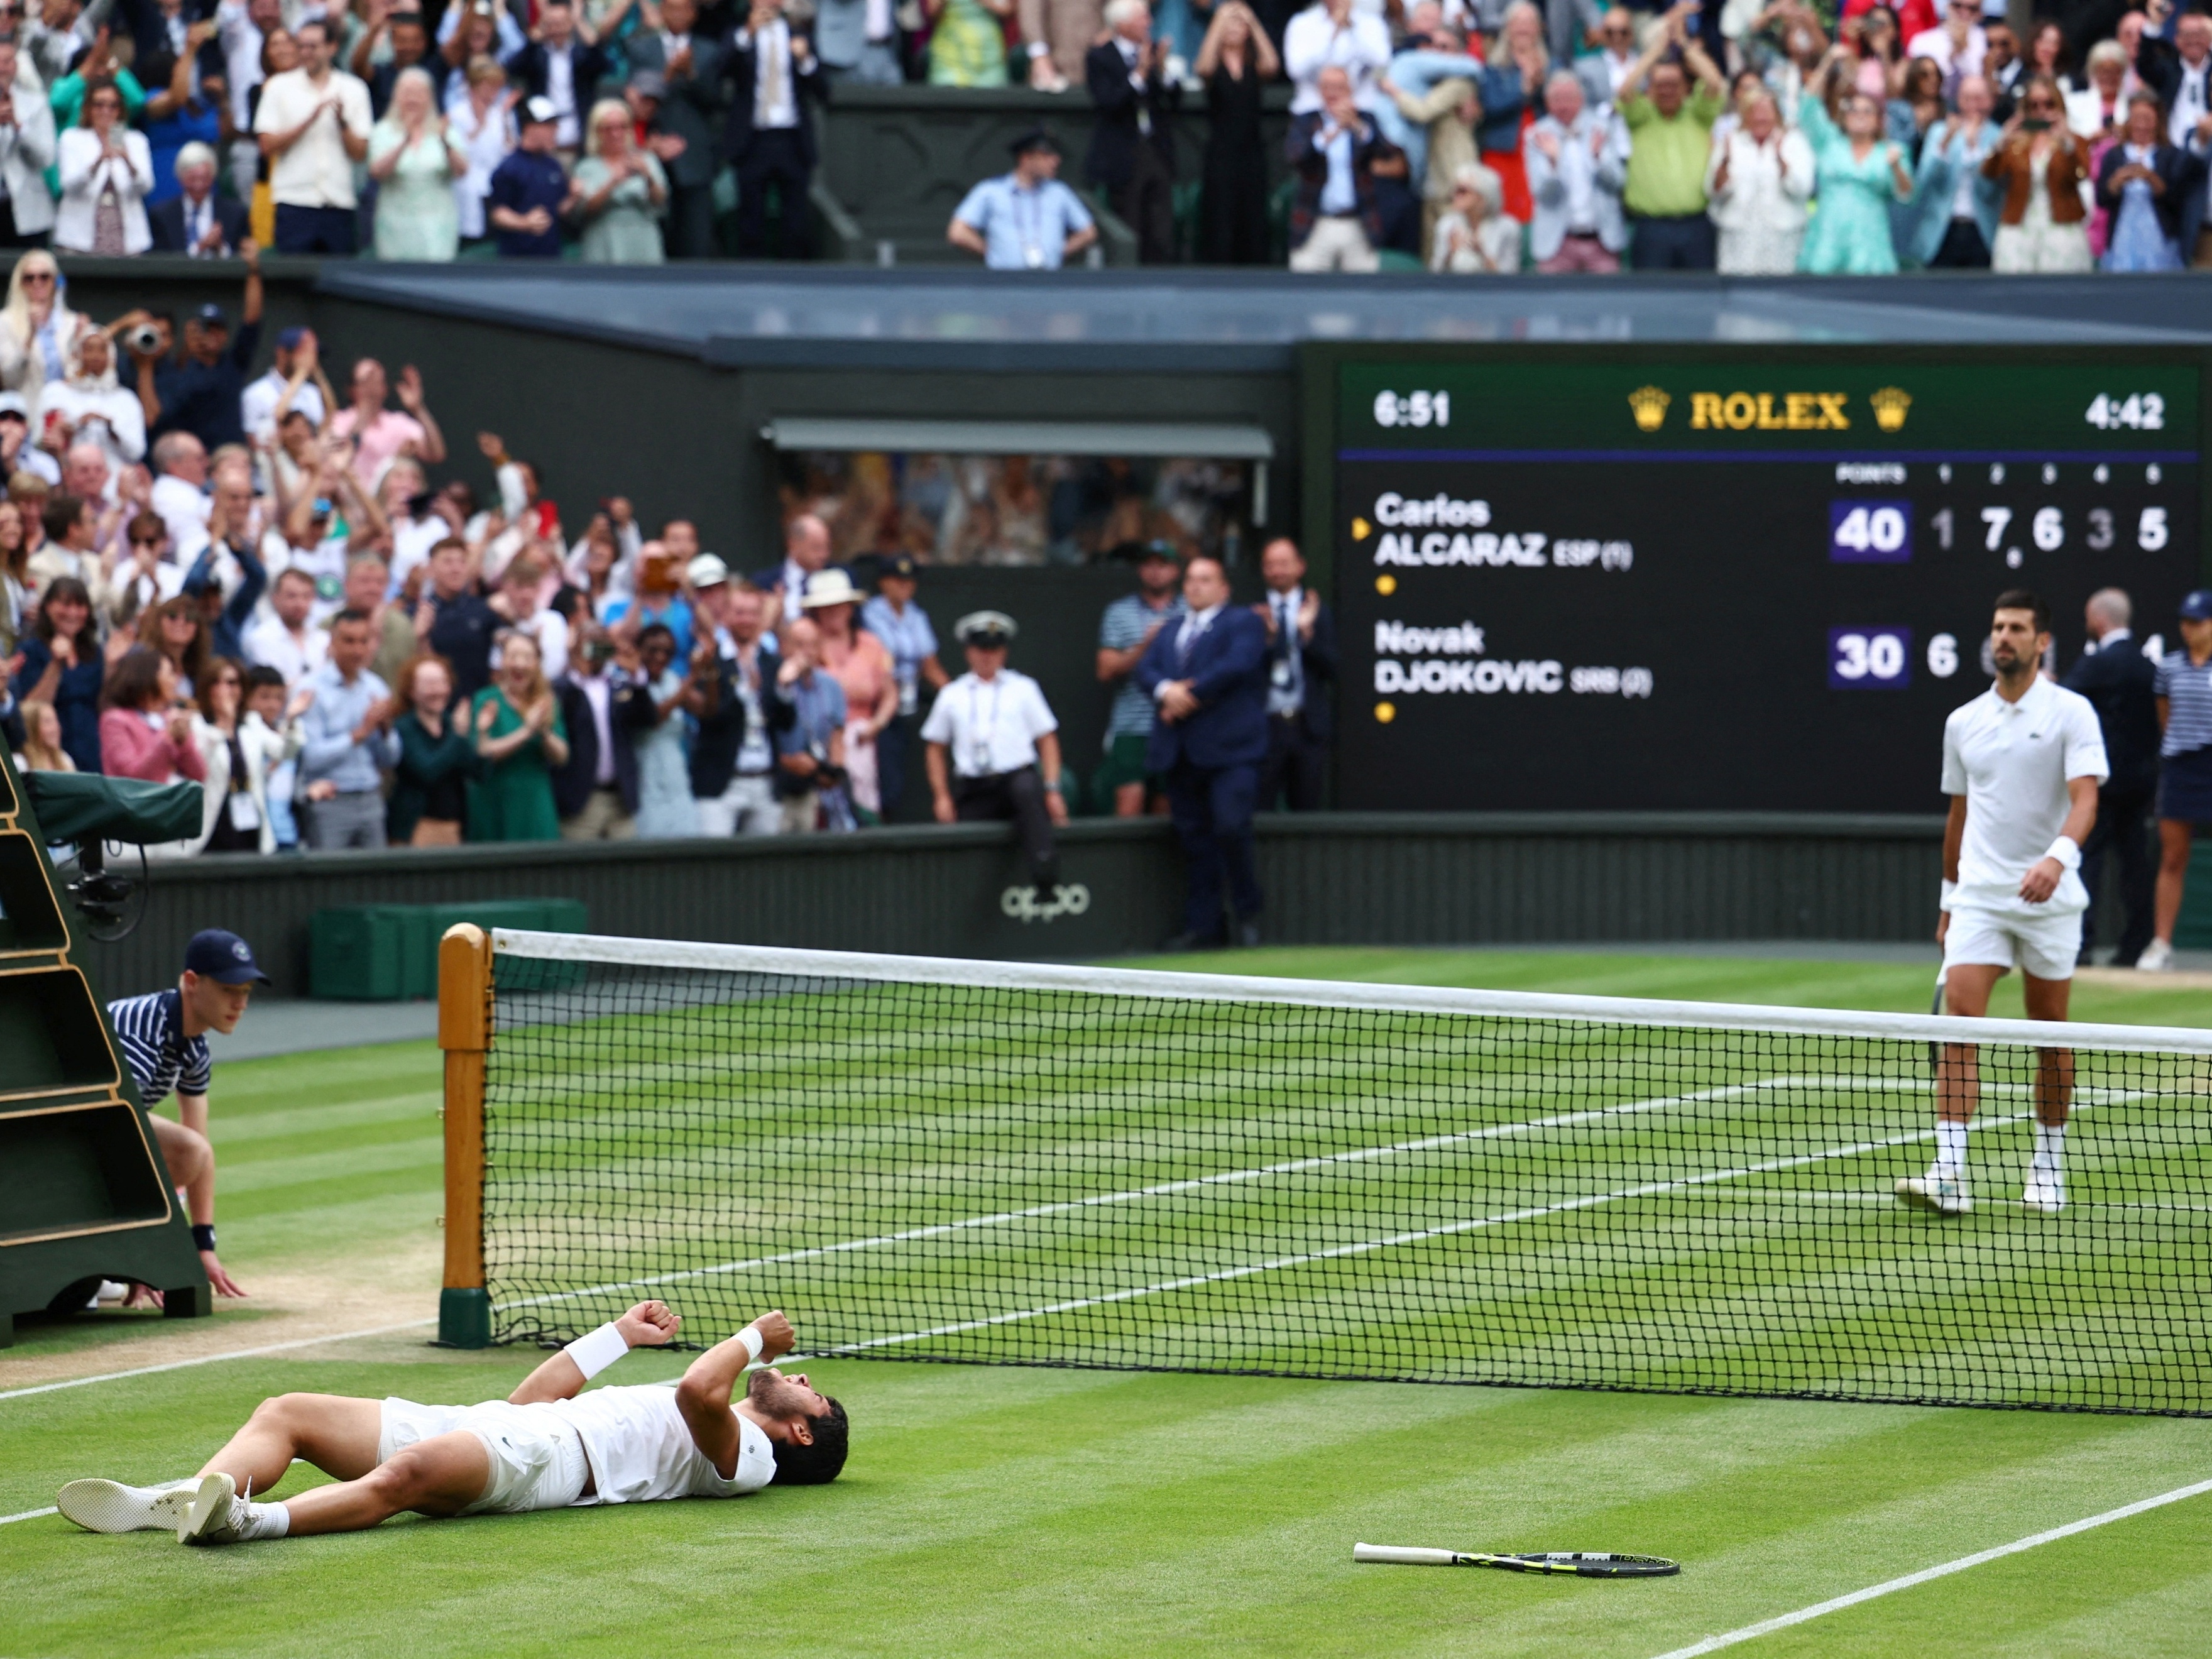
[0,0,2189,269]
[0,245,994,845]
[0,232,1338,856]
[1242,0,2212,273]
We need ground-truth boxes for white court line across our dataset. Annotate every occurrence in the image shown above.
[498,1074,1904,1314]
[1648,1476,2212,1658]
[0,1318,435,1404]
[1,1506,58,1525]
[804,1109,2015,1357]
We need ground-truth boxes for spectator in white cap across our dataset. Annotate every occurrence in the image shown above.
[922,610,1068,889]
[487,97,569,259]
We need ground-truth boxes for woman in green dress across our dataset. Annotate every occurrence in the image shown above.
[367,67,466,261]
[1796,53,1914,276]
[468,630,569,843]
[571,97,669,264]
[925,0,1012,87]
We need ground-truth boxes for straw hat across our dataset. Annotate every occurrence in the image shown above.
[797,569,864,609]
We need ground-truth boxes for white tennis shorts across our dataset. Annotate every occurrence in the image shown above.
[378,1398,589,1516]
[1942,904,2082,982]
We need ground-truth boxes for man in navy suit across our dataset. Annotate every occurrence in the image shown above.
[1136,553,1271,949]
[149,143,249,255]
[1253,535,1335,810]
[2064,587,2162,965]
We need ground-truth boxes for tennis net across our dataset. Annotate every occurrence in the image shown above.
[459,928,2212,1414]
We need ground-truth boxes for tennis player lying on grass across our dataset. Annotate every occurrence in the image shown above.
[56,1305,846,1546]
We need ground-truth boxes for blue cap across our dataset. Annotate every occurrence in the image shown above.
[185,929,270,986]
[2181,590,2212,621]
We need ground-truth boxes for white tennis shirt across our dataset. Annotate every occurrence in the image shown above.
[546,1384,776,1504]
[921,668,1058,778]
[1939,675,2108,918]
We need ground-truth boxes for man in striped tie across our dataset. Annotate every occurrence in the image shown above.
[1254,537,1337,811]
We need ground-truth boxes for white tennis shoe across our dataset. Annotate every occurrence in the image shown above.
[2023,1171,2066,1214]
[1895,1172,1973,1215]
[55,1477,198,1534]
[177,1472,251,1545]
[2135,938,2174,972]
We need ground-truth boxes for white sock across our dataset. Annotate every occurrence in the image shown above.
[1935,1121,1970,1178]
[240,1500,290,1540]
[2033,1122,2067,1174]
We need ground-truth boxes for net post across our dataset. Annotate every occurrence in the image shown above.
[437,923,492,1348]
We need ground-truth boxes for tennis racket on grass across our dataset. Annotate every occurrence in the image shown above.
[1353,1544,1680,1577]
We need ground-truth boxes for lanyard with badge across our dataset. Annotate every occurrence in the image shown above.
[1013,182,1047,269]
[967,679,1003,774]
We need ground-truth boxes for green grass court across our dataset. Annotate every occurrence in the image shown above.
[6,948,2212,1658]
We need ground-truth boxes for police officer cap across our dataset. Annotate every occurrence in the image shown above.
[1009,126,1059,158]
[955,610,1017,646]
[2181,589,2212,621]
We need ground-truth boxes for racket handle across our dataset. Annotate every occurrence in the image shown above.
[1354,1543,1464,1567]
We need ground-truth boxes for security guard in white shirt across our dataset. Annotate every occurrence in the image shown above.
[921,610,1068,887]
[1900,589,2108,1220]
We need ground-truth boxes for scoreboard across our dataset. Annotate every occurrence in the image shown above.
[1302,347,2208,813]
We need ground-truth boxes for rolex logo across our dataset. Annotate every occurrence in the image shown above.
[1870,386,1912,433]
[1628,386,1671,432]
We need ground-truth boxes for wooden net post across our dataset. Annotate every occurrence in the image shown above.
[437,923,492,1347]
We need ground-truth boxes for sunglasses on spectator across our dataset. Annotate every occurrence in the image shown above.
[129,532,163,546]
[21,270,52,283]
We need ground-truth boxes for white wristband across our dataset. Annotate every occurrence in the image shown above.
[2044,836,2083,873]
[1940,879,1956,907]
[564,1321,630,1382]
[737,1325,765,1364]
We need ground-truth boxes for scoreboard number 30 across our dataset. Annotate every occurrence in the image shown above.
[1829,627,1913,689]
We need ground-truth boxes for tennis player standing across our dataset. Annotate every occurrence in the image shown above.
[1899,590,2108,1217]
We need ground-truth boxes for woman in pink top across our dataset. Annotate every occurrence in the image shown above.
[99,646,208,787]
[798,570,898,819]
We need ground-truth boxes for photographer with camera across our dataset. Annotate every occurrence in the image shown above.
[770,612,847,835]
[118,238,263,453]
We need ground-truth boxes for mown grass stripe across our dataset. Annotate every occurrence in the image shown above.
[1649,1474,2212,1658]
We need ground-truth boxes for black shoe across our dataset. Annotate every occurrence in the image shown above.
[1159,929,1222,953]
[1235,921,1262,949]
